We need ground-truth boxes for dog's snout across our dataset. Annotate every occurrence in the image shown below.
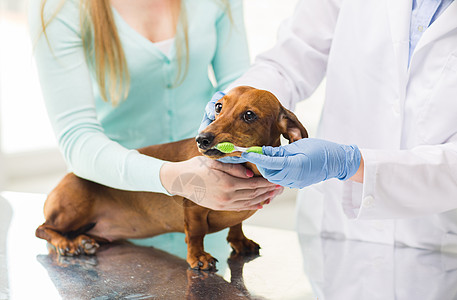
[196,132,215,150]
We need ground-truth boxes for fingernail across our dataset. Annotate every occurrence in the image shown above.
[265,199,271,205]
[257,205,263,209]
[246,169,254,177]
[275,185,282,189]
[269,191,275,197]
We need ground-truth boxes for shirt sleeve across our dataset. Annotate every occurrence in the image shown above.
[28,0,169,194]
[226,0,343,110]
[212,0,250,91]
[354,141,457,219]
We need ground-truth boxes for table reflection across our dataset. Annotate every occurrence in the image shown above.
[0,192,314,300]
[0,197,12,300]
[12,190,457,299]
[38,242,258,300]
[299,235,457,300]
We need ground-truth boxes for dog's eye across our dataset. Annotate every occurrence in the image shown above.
[243,110,257,123]
[215,103,222,114]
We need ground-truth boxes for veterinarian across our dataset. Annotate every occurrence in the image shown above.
[202,0,457,251]
[30,0,280,211]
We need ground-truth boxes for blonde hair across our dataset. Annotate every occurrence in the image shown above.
[40,0,231,106]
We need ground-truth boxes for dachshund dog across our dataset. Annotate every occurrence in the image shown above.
[35,86,308,270]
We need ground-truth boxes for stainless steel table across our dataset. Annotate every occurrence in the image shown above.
[0,192,313,300]
[1,192,457,300]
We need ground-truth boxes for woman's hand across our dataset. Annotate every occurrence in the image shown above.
[241,138,362,189]
[160,156,283,210]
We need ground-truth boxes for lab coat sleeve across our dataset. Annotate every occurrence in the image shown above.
[212,0,251,91]
[356,141,457,219]
[29,0,169,194]
[226,0,343,109]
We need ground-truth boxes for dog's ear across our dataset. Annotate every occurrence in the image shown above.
[278,106,308,143]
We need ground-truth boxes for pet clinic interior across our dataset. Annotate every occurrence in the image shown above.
[1,0,457,299]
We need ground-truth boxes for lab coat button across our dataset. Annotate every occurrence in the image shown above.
[363,195,375,208]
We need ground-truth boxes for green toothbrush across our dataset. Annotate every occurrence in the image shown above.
[214,142,263,155]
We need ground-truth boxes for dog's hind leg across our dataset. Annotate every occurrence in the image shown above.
[226,223,260,255]
[37,174,104,256]
[36,224,100,256]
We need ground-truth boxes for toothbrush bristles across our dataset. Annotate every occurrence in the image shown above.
[215,142,236,153]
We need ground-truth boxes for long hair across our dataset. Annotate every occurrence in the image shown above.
[40,0,231,106]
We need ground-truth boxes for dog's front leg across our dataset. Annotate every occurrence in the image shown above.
[227,223,260,255]
[183,203,218,271]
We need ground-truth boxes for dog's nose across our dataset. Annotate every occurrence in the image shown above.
[196,132,215,150]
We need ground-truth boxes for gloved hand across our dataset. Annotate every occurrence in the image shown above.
[217,155,248,164]
[241,138,361,189]
[198,91,225,133]
[198,91,247,164]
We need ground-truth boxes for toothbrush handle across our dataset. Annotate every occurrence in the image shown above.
[246,146,263,155]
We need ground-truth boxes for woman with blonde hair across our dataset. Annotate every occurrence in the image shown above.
[29,0,280,210]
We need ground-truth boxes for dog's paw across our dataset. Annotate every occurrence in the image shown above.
[187,251,218,271]
[228,238,260,255]
[74,235,100,255]
[54,239,82,256]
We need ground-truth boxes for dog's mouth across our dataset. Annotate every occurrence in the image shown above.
[203,148,224,157]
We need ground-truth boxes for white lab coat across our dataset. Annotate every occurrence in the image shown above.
[299,236,457,300]
[230,0,457,252]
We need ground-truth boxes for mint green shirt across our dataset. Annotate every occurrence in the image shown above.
[29,0,250,193]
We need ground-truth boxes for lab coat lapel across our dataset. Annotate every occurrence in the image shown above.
[386,0,412,92]
[413,0,457,55]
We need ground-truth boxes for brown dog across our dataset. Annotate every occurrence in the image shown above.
[35,86,308,270]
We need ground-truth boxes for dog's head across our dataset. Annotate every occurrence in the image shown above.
[196,86,308,159]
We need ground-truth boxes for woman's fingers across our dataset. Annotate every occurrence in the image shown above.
[160,156,284,211]
[232,185,280,202]
[210,159,278,191]
[228,187,284,211]
[210,159,255,178]
[229,176,278,190]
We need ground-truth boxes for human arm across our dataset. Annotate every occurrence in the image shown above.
[29,0,169,193]
[244,138,457,219]
[30,0,279,207]
[226,0,343,109]
[355,142,457,219]
[242,138,362,189]
[349,156,364,183]
[199,0,342,135]
[211,0,250,91]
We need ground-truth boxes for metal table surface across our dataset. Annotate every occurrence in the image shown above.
[1,192,457,300]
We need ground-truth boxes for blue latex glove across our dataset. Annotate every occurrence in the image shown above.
[241,138,361,189]
[198,91,225,133]
[198,91,247,164]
